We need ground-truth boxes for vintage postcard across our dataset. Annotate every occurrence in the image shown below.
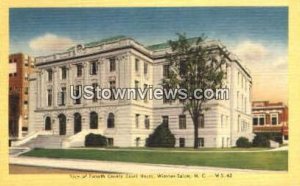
[1,0,299,186]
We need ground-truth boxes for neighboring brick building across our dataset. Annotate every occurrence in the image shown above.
[252,101,288,143]
[9,53,35,139]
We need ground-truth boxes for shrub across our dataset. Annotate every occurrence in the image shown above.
[254,132,283,144]
[85,133,107,147]
[236,137,252,148]
[252,134,271,147]
[146,123,175,147]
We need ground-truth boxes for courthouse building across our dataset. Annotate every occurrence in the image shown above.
[15,36,253,148]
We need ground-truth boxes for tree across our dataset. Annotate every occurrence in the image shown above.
[146,123,176,147]
[162,34,227,148]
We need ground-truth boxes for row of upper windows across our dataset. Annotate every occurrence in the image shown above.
[9,72,29,80]
[46,57,150,81]
[9,86,28,94]
[47,81,150,107]
[135,114,150,129]
[162,114,205,129]
[253,113,279,126]
[237,115,250,132]
[9,58,35,68]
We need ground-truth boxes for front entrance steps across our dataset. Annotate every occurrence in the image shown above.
[20,135,68,149]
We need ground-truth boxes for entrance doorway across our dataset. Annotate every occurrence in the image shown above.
[58,114,66,135]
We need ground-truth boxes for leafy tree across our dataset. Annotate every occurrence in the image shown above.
[162,34,227,148]
[146,123,176,147]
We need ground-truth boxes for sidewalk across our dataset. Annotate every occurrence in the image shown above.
[9,156,287,174]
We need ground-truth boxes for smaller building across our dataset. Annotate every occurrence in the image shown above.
[9,53,35,140]
[252,101,288,143]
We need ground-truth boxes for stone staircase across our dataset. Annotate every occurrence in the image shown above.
[20,135,67,149]
[9,147,30,156]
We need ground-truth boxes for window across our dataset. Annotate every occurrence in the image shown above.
[238,72,240,85]
[92,83,98,102]
[107,113,115,128]
[162,116,169,127]
[198,114,205,128]
[45,117,51,130]
[24,100,28,105]
[135,58,139,72]
[58,87,66,106]
[109,58,116,72]
[47,89,52,106]
[179,138,185,147]
[244,97,247,113]
[74,85,81,104]
[61,66,67,79]
[163,65,170,77]
[237,91,239,110]
[134,80,139,100]
[221,114,224,128]
[109,80,116,100]
[76,64,83,77]
[226,116,229,128]
[90,112,98,129]
[144,84,148,103]
[135,137,140,147]
[108,138,114,146]
[179,115,186,129]
[253,118,258,125]
[144,63,148,74]
[241,95,244,111]
[24,87,28,95]
[237,115,241,132]
[163,85,172,103]
[145,115,150,129]
[259,115,265,125]
[90,61,97,75]
[241,75,244,88]
[197,138,204,147]
[47,69,53,81]
[74,113,82,134]
[253,114,265,126]
[271,113,278,125]
[179,61,186,75]
[135,114,140,128]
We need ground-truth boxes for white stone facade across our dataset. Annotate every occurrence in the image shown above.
[28,37,253,148]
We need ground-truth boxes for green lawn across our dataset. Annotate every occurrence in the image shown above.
[22,149,288,171]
